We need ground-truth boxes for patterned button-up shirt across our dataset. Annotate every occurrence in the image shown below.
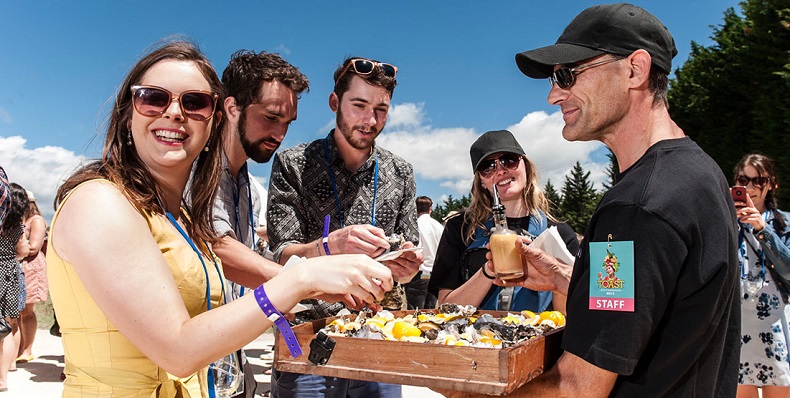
[267,131,419,314]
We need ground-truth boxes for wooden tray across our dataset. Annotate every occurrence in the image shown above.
[273,310,563,395]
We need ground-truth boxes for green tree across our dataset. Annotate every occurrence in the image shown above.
[668,0,790,205]
[432,194,471,222]
[543,180,563,218]
[560,162,599,232]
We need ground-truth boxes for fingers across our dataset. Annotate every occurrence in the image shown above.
[334,225,389,255]
[384,259,415,280]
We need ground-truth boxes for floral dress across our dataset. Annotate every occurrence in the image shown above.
[738,210,790,386]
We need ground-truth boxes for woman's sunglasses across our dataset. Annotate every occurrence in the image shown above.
[477,153,522,178]
[131,85,218,121]
[549,57,622,89]
[335,58,398,83]
[735,175,770,188]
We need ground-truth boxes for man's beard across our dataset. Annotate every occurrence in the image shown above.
[336,108,381,151]
[238,108,280,164]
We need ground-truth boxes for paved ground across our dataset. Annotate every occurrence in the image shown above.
[9,329,444,397]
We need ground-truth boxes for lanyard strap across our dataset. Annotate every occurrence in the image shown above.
[165,212,226,309]
[323,137,379,228]
[231,172,255,297]
[165,211,225,398]
[231,171,256,242]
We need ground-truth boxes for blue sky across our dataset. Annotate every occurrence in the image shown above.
[0,1,741,220]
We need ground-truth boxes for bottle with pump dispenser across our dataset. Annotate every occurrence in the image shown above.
[489,185,524,280]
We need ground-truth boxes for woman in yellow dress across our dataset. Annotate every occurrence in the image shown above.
[47,40,393,398]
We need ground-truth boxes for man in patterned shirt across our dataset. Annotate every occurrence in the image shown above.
[267,56,422,398]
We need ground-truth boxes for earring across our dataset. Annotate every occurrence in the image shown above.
[127,132,132,146]
[203,146,209,152]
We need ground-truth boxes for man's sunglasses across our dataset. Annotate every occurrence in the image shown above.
[549,57,623,89]
[736,175,770,188]
[335,58,398,83]
[477,153,522,178]
[131,85,218,121]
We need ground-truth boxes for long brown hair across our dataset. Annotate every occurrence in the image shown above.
[733,153,785,231]
[55,40,226,243]
[463,155,555,243]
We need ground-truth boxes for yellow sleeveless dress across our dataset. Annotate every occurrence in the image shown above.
[47,180,225,397]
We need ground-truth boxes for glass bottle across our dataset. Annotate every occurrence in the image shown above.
[489,185,524,280]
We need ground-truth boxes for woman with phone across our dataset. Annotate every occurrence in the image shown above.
[733,153,790,398]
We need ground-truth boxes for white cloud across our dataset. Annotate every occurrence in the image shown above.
[506,111,608,188]
[387,102,424,128]
[380,103,609,197]
[0,136,86,221]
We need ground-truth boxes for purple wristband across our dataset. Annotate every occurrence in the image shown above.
[254,285,302,358]
[322,214,332,255]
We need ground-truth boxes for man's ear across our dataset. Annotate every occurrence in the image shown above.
[224,96,241,123]
[626,49,651,89]
[329,92,339,112]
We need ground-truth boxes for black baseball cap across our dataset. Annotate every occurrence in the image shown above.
[515,3,677,79]
[470,130,525,172]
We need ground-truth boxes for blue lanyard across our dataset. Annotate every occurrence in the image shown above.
[231,171,255,242]
[231,172,255,297]
[165,211,225,398]
[323,137,378,228]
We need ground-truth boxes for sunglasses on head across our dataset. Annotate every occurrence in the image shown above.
[477,153,522,178]
[131,85,218,121]
[549,57,623,89]
[736,175,770,188]
[335,58,398,83]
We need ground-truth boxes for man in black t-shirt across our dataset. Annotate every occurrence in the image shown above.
[442,4,739,398]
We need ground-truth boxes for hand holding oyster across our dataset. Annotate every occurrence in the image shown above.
[383,233,406,253]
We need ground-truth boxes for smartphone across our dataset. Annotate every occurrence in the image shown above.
[731,186,748,204]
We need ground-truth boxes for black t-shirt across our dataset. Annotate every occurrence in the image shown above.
[564,137,740,396]
[428,212,579,300]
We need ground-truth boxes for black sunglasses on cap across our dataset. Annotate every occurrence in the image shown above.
[131,85,218,121]
[335,58,398,83]
[476,153,522,178]
[549,57,623,89]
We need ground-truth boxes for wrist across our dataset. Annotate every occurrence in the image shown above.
[254,284,302,358]
[481,265,496,280]
[322,236,332,255]
[552,265,571,295]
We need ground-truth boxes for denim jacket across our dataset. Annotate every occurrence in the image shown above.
[751,209,790,301]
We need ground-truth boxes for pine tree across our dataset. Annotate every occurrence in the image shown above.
[668,0,790,206]
[560,162,599,232]
[602,150,619,191]
[432,194,471,222]
[543,180,563,219]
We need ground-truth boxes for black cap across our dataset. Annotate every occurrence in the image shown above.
[515,3,677,78]
[470,130,525,172]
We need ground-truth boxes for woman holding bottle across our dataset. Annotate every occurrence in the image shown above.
[428,130,578,313]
